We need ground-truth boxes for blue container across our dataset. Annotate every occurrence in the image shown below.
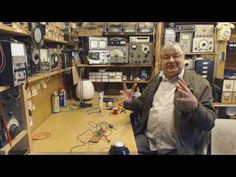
[59,89,66,107]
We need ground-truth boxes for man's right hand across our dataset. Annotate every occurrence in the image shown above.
[120,83,137,104]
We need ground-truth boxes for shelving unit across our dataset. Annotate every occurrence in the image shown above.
[2,22,232,155]
[213,103,236,107]
[0,24,30,36]
[76,64,153,68]
[103,32,154,36]
[0,23,76,155]
[0,84,31,155]
[44,36,68,44]
[0,24,72,45]
[84,62,153,94]
[0,86,10,92]
[77,25,156,95]
[122,80,149,84]
[27,68,67,83]
[185,52,215,55]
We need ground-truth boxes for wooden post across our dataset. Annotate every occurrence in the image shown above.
[153,22,164,76]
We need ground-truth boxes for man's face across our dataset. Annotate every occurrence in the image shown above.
[161,45,185,80]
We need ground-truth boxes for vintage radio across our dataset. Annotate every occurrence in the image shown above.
[123,22,137,33]
[194,25,214,38]
[130,36,150,43]
[39,49,50,72]
[137,22,154,33]
[85,22,107,32]
[108,37,127,46]
[107,22,123,33]
[0,42,27,87]
[192,38,214,52]
[29,47,40,75]
[108,46,129,64]
[48,48,60,71]
[176,25,195,32]
[179,32,193,53]
[129,42,153,64]
[87,50,110,64]
[164,28,176,44]
[88,37,108,50]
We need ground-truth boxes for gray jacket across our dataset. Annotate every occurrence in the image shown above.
[124,70,217,155]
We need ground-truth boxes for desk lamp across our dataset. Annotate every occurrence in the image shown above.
[78,67,93,108]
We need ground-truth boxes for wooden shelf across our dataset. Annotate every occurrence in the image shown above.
[225,66,236,71]
[64,31,78,38]
[92,80,149,84]
[213,103,236,107]
[185,52,215,55]
[0,130,27,154]
[0,24,30,36]
[0,24,70,45]
[76,64,153,68]
[103,32,154,36]
[27,69,66,83]
[0,86,10,92]
[122,80,149,83]
[44,36,68,44]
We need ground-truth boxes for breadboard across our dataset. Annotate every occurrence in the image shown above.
[88,129,106,143]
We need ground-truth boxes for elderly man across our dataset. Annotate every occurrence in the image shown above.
[121,42,217,155]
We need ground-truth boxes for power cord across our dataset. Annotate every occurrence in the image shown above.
[70,121,116,154]
[32,132,51,141]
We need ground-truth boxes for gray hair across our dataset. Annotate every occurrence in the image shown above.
[160,42,184,57]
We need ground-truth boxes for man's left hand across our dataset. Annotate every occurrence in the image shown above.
[176,78,198,112]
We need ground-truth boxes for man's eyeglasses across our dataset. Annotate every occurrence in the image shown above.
[162,53,184,61]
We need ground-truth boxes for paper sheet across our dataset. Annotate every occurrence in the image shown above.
[211,119,236,154]
[72,65,80,85]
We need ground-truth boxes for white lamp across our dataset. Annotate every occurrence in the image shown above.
[76,79,94,100]
[75,67,94,108]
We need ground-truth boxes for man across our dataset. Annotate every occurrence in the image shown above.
[121,42,217,155]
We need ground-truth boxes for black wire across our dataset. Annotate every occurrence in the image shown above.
[0,43,6,74]
[87,121,98,128]
[7,87,21,100]
[71,121,115,153]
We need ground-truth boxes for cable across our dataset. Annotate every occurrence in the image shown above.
[0,99,12,146]
[70,121,115,154]
[0,43,6,74]
[6,87,21,100]
[87,121,98,128]
[32,132,51,141]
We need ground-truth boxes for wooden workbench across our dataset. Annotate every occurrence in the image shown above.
[31,99,138,155]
